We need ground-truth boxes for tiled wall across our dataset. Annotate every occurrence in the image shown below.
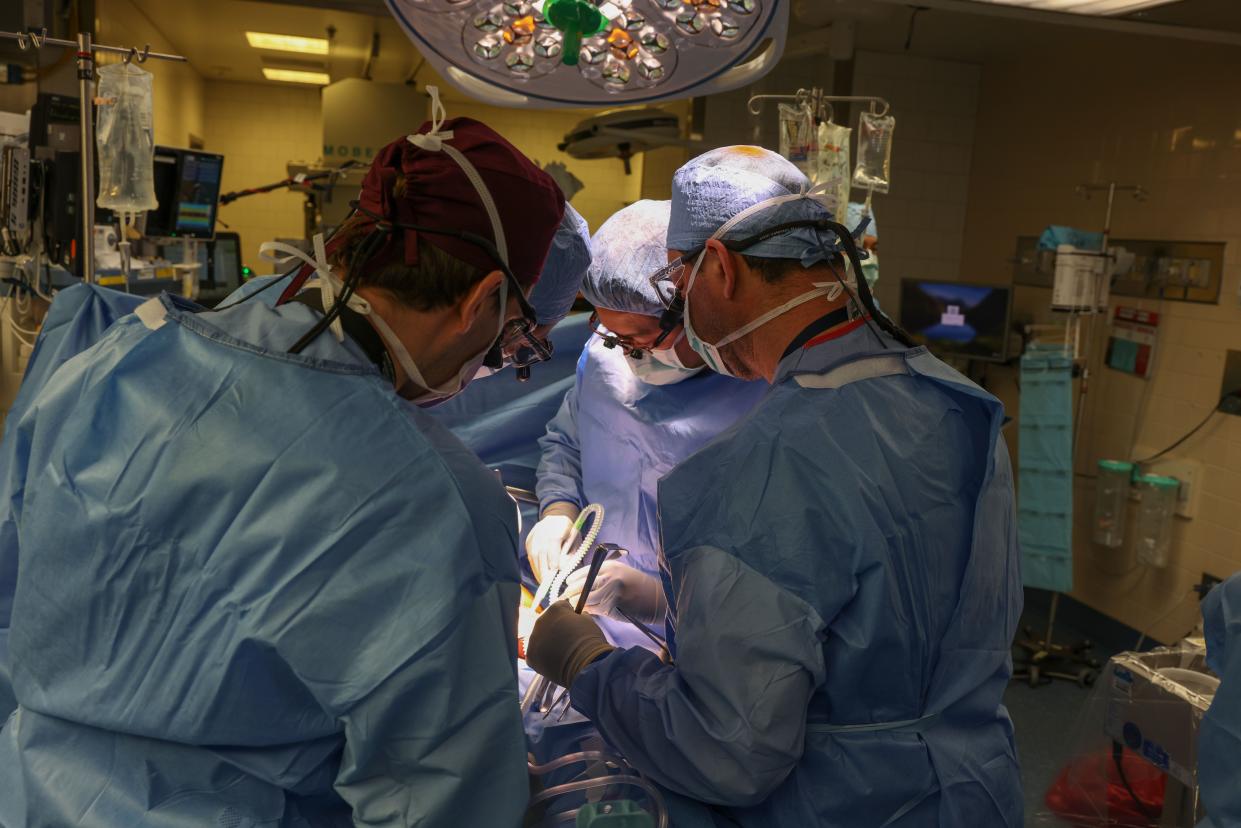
[961,30,1241,643]
[202,82,324,271]
[850,51,980,313]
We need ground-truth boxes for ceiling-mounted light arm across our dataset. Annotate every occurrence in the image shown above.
[596,126,707,151]
[362,29,380,81]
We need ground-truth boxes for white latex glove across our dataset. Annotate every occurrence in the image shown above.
[526,502,579,583]
[562,561,667,624]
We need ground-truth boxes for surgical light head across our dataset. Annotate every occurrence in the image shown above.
[385,0,788,108]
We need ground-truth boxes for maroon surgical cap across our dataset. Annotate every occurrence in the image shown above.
[358,117,563,285]
[279,117,564,305]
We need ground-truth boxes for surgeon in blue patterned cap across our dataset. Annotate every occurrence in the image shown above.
[528,200,767,645]
[526,146,1024,827]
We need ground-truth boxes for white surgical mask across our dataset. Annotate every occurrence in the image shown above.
[680,190,855,378]
[625,329,704,385]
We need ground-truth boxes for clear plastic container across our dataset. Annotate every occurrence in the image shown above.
[1134,474,1180,568]
[778,103,817,180]
[95,62,158,213]
[852,110,894,194]
[814,120,851,217]
[1092,459,1133,548]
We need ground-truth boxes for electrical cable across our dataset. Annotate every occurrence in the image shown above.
[26,253,53,303]
[823,219,915,349]
[286,229,377,355]
[1,296,39,349]
[1132,387,1241,466]
[3,289,41,337]
[210,271,288,310]
[8,318,40,338]
[1111,742,1161,820]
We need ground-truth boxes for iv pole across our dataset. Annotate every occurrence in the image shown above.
[1013,182,1146,688]
[0,28,188,283]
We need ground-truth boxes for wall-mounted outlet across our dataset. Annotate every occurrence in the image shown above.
[1131,450,1202,519]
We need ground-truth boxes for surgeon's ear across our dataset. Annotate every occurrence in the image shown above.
[455,270,505,333]
[705,239,740,300]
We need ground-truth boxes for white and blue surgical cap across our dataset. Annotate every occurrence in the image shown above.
[530,203,592,325]
[582,199,671,318]
[668,146,841,267]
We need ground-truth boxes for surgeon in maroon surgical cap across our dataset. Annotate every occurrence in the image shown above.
[0,95,565,828]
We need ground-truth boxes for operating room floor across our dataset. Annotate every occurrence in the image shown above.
[1005,588,1150,822]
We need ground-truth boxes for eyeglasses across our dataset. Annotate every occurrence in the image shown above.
[500,317,554,368]
[648,220,845,310]
[349,201,553,369]
[588,312,662,360]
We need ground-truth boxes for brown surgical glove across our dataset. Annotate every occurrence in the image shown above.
[526,600,614,688]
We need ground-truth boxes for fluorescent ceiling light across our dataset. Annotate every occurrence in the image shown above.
[246,31,330,55]
[967,0,1181,13]
[262,67,331,85]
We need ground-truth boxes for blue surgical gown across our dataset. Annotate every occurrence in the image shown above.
[0,283,144,721]
[1200,573,1241,827]
[0,293,530,827]
[569,326,1025,826]
[536,336,768,648]
[429,314,593,497]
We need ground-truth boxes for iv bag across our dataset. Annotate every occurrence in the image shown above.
[814,121,851,218]
[96,62,158,212]
[852,111,895,194]
[778,103,817,180]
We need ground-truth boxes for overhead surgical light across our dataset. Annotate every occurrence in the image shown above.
[384,0,788,107]
[964,0,1183,14]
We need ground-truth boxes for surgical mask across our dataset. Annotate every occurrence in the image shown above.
[625,330,704,385]
[680,191,855,378]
